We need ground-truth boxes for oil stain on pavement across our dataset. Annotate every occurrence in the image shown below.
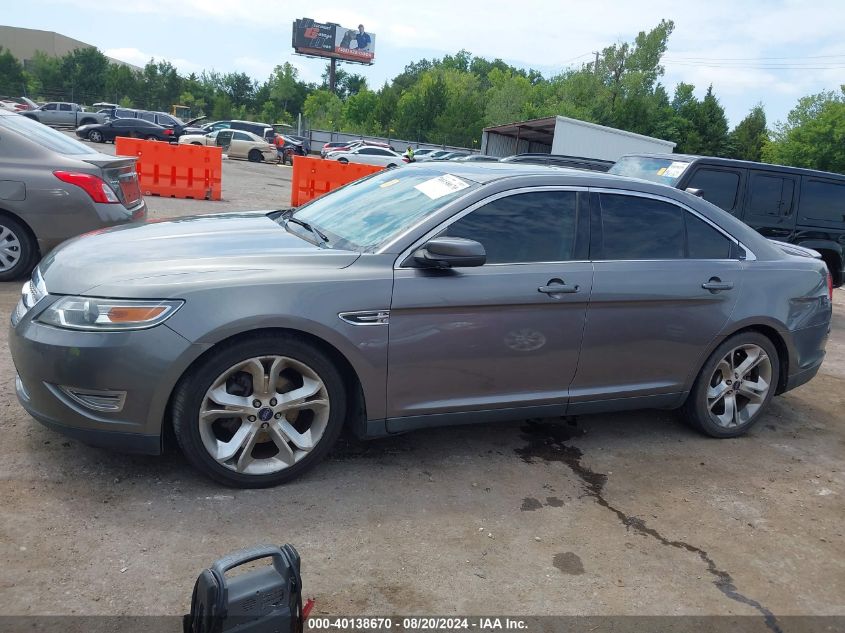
[516,420,783,633]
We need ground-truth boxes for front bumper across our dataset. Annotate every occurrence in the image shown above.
[9,308,197,455]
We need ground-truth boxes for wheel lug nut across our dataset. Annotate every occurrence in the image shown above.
[252,399,261,408]
[274,412,283,419]
[270,398,277,406]
[247,415,256,422]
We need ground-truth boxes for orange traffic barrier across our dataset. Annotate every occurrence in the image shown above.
[116,138,222,201]
[291,155,384,206]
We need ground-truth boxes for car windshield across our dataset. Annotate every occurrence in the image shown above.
[0,113,94,155]
[290,167,479,251]
[609,156,691,185]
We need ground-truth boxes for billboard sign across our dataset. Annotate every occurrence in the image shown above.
[292,18,376,64]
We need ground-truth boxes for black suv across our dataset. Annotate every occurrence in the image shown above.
[501,153,614,172]
[610,154,845,286]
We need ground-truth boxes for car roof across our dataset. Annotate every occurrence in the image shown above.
[621,153,845,181]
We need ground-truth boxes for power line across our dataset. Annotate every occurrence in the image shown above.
[666,53,845,61]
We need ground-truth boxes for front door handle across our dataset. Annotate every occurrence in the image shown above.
[539,278,579,295]
[702,278,734,292]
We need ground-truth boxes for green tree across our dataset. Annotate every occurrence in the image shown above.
[484,68,533,126]
[303,89,344,129]
[222,72,256,108]
[60,47,109,103]
[344,88,378,132]
[211,93,233,120]
[267,62,301,114]
[104,64,138,104]
[728,105,767,161]
[0,46,26,94]
[25,51,63,98]
[763,88,845,173]
[372,83,398,135]
[695,86,730,156]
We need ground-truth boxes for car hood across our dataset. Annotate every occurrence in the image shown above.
[39,211,360,297]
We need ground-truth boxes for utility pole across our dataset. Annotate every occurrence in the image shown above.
[593,51,600,75]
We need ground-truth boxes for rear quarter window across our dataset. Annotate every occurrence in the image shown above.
[799,178,845,223]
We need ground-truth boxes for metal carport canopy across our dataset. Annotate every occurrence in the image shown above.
[482,116,557,144]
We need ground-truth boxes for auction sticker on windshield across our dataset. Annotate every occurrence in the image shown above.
[662,161,690,179]
[414,174,471,200]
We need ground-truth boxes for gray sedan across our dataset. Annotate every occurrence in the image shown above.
[9,163,832,487]
[0,110,146,280]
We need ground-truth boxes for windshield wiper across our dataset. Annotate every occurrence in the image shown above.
[285,216,330,247]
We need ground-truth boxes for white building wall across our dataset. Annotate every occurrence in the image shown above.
[551,116,675,161]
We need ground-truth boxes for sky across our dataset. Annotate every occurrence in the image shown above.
[4,0,845,127]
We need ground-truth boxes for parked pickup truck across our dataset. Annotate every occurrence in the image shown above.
[21,102,109,127]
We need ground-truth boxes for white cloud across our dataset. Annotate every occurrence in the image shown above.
[103,47,203,75]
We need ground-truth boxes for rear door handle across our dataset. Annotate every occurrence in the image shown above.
[702,278,734,292]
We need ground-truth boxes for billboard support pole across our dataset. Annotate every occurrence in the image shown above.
[329,58,337,94]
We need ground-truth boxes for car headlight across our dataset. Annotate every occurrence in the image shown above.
[37,297,183,331]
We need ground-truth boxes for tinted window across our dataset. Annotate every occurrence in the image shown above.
[112,120,133,128]
[139,111,156,122]
[115,109,136,118]
[358,148,377,155]
[749,173,794,216]
[599,194,684,259]
[0,112,93,155]
[43,103,57,111]
[158,115,177,126]
[686,213,733,259]
[441,191,578,264]
[59,103,72,112]
[686,168,741,211]
[232,132,251,141]
[800,179,845,223]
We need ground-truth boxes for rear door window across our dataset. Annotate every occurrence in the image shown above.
[232,132,251,141]
[597,194,684,259]
[799,178,845,225]
[139,111,156,122]
[748,172,796,217]
[59,103,72,112]
[685,168,742,213]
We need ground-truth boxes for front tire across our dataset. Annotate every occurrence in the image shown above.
[172,334,347,487]
[682,332,779,438]
[0,215,37,281]
[88,129,103,143]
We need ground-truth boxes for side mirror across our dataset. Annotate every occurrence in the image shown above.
[685,187,704,198]
[414,237,486,268]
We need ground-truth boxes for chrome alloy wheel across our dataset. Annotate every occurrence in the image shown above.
[198,356,330,475]
[0,225,22,272]
[706,344,773,429]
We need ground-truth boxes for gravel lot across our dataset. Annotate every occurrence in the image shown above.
[0,139,843,621]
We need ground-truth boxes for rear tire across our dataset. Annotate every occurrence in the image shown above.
[0,215,37,281]
[172,333,347,487]
[682,332,779,438]
[337,158,348,164]
[248,149,262,163]
[191,142,202,146]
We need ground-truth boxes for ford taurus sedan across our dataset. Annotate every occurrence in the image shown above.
[9,163,832,487]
